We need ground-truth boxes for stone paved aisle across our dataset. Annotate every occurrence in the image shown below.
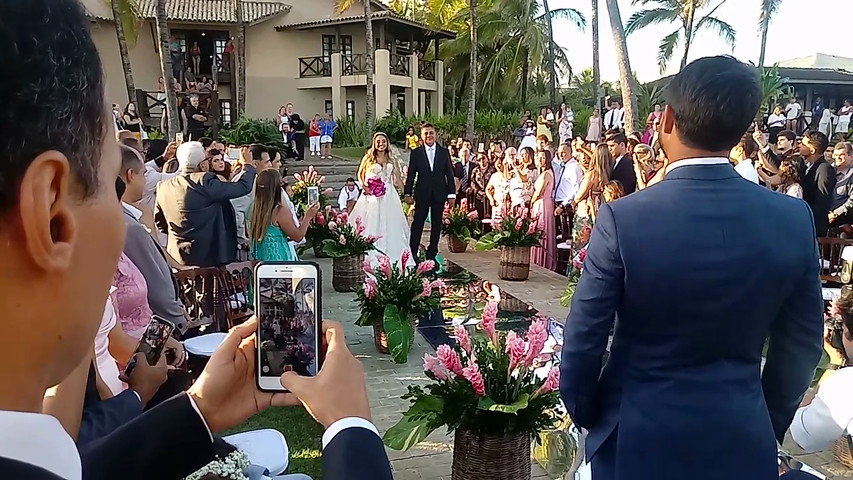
[313,255,551,479]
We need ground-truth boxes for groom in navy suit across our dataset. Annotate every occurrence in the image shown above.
[560,56,824,480]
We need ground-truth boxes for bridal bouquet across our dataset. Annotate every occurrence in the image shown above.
[366,177,387,198]
[355,250,443,363]
[475,205,542,250]
[442,198,481,241]
[383,302,562,449]
[320,212,380,258]
[186,449,250,480]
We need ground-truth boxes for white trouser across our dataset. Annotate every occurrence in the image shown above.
[309,136,320,153]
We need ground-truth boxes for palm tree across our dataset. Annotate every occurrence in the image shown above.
[155,0,179,138]
[109,0,139,103]
[757,0,782,67]
[466,0,477,139]
[233,0,247,116]
[542,0,556,108]
[591,0,600,110]
[604,0,638,132]
[336,0,375,141]
[624,0,736,74]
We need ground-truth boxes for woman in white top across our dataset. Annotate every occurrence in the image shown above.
[766,106,786,144]
[818,108,836,140]
[486,158,513,222]
[838,100,853,138]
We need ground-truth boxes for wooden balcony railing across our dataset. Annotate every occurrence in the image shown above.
[299,56,331,78]
[389,53,410,77]
[418,60,436,81]
[342,53,369,76]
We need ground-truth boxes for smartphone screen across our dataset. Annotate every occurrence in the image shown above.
[175,132,184,143]
[124,316,175,376]
[307,186,320,205]
[255,262,321,391]
[228,148,241,162]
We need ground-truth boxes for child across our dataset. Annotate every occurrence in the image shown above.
[405,126,419,151]
[319,113,336,159]
[308,114,321,156]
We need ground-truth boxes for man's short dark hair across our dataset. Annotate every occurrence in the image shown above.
[778,130,796,143]
[421,123,435,130]
[249,143,267,160]
[199,137,213,148]
[606,131,627,146]
[119,145,144,174]
[663,56,760,152]
[121,137,142,152]
[346,177,355,183]
[266,146,279,161]
[0,0,106,212]
[737,135,758,159]
[803,130,829,155]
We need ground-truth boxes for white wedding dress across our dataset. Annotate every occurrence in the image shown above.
[348,163,415,267]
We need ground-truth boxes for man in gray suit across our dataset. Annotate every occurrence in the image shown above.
[155,142,257,267]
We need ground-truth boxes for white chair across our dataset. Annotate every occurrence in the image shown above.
[223,428,290,476]
[184,332,227,357]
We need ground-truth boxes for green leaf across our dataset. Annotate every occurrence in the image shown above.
[383,304,414,364]
[382,395,443,450]
[477,393,530,414]
[475,233,496,251]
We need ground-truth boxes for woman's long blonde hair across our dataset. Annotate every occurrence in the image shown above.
[357,132,399,185]
[589,144,613,188]
[248,169,283,243]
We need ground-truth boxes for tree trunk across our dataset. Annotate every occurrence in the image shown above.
[364,0,376,143]
[758,16,769,67]
[155,0,179,139]
[679,2,696,71]
[542,0,556,109]
[234,0,247,116]
[466,0,477,139]
[111,0,136,103]
[591,0,600,110]
[520,54,529,107]
[604,0,638,133]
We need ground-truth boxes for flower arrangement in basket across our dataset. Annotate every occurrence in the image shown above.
[475,206,542,251]
[303,205,337,257]
[321,212,381,292]
[560,246,586,307]
[290,165,333,213]
[355,251,443,363]
[442,199,480,253]
[383,303,561,479]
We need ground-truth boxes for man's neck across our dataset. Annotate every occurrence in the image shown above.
[806,154,821,165]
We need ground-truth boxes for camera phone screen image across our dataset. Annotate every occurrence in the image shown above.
[258,276,317,378]
[139,319,174,365]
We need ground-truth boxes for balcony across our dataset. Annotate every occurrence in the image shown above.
[418,60,436,81]
[341,54,369,76]
[298,56,331,78]
[297,51,437,82]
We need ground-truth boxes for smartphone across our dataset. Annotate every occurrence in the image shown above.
[477,142,485,153]
[124,316,175,377]
[307,186,320,205]
[175,132,184,143]
[255,262,322,392]
[228,148,241,162]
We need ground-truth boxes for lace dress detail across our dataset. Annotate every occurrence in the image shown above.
[113,252,154,340]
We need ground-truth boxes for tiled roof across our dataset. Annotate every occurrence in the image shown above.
[275,9,454,37]
[88,0,291,24]
[777,53,853,72]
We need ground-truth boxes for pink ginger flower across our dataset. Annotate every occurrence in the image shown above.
[339,234,347,245]
[416,260,436,275]
[293,172,303,181]
[317,215,326,226]
[377,255,392,277]
[505,330,526,372]
[526,221,536,235]
[430,279,446,290]
[436,344,464,377]
[419,278,433,298]
[327,221,336,230]
[339,212,349,223]
[362,260,374,274]
[325,205,332,213]
[363,277,378,299]
[355,216,364,233]
[467,210,479,220]
[323,187,333,196]
[366,234,381,243]
[535,367,560,397]
[481,301,498,343]
[423,353,448,381]
[524,319,548,366]
[521,206,530,218]
[453,325,472,354]
[401,249,411,267]
[515,218,524,231]
[462,358,486,396]
[319,175,327,183]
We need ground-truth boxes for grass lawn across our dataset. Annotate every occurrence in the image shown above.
[224,406,324,479]
[331,146,366,162]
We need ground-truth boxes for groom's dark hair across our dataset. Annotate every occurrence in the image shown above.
[421,123,435,130]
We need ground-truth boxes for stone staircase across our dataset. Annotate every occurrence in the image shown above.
[283,155,359,195]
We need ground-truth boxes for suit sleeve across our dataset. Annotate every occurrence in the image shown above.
[77,390,144,447]
[154,195,168,236]
[322,427,393,480]
[560,203,623,429]
[444,150,456,198]
[761,201,824,444]
[80,393,216,480]
[204,166,256,202]
[404,151,417,197]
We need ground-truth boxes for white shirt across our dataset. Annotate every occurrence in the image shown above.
[733,160,759,184]
[603,108,625,130]
[231,171,254,245]
[665,157,731,175]
[337,185,361,211]
[95,290,125,396]
[767,113,786,128]
[425,144,436,171]
[785,102,802,120]
[553,159,584,205]
[143,161,180,211]
[791,367,853,453]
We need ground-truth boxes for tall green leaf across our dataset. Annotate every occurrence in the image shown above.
[477,393,530,414]
[383,395,444,450]
[383,304,415,364]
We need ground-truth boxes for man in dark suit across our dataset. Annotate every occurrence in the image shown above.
[799,130,835,237]
[454,146,477,201]
[0,1,393,478]
[560,56,824,480]
[604,130,637,194]
[404,123,456,261]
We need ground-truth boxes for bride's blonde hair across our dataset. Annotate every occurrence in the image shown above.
[357,132,400,185]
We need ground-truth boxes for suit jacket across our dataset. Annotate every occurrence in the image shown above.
[801,157,836,236]
[610,154,637,195]
[155,166,255,267]
[0,457,63,480]
[323,427,393,480]
[560,163,823,480]
[78,364,143,447]
[404,144,456,203]
[454,160,477,196]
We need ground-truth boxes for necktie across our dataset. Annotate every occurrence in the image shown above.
[462,162,469,188]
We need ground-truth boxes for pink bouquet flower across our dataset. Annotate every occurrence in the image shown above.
[367,177,387,198]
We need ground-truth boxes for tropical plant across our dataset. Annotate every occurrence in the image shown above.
[475,206,542,250]
[757,0,783,67]
[108,0,139,102]
[355,253,443,363]
[336,0,376,141]
[233,0,246,115]
[321,212,380,258]
[383,306,561,449]
[559,247,585,307]
[146,128,166,140]
[571,105,593,139]
[333,117,370,148]
[289,165,334,213]
[635,83,663,126]
[154,0,179,139]
[219,116,287,151]
[624,0,736,74]
[305,206,338,252]
[605,0,640,132]
[442,199,481,241]
[756,64,790,119]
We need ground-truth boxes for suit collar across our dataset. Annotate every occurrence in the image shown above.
[0,411,80,479]
[665,158,739,181]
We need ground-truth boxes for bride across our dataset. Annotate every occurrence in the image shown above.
[349,132,414,267]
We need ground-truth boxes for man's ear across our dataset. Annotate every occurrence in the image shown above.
[17,151,76,272]
[661,105,676,135]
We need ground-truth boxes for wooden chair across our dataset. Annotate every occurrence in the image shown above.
[816,237,853,284]
[219,261,256,328]
[173,266,222,333]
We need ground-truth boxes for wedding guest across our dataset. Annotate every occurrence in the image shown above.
[586,108,602,142]
[605,131,636,194]
[603,101,624,130]
[800,130,835,237]
[519,118,537,151]
[830,142,853,227]
[486,158,513,222]
[122,102,144,140]
[558,103,574,145]
[785,97,802,132]
[510,147,536,207]
[536,107,553,143]
[231,144,270,255]
[337,177,362,212]
[531,150,556,271]
[289,113,307,162]
[308,114,321,157]
[571,144,611,248]
[602,180,625,204]
[207,148,232,181]
[775,159,804,199]
[730,135,760,184]
[249,169,318,263]
[632,144,662,190]
[470,153,491,220]
[767,106,786,144]
[552,143,584,212]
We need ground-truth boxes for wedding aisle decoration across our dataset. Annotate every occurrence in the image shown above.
[354,251,442,362]
[304,205,337,257]
[290,165,333,211]
[186,449,250,480]
[383,303,562,480]
[442,199,481,253]
[321,212,379,292]
[560,246,586,307]
[475,206,542,281]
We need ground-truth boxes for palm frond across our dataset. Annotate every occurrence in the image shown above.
[539,7,586,29]
[106,0,140,47]
[697,15,736,48]
[624,8,680,35]
[335,0,357,14]
[657,29,681,74]
[758,0,783,24]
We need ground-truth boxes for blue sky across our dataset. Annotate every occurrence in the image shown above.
[549,0,853,82]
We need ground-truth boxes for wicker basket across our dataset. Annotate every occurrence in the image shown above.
[452,428,531,480]
[312,242,329,258]
[372,317,390,354]
[332,254,364,293]
[834,435,853,469]
[446,235,469,253]
[498,246,531,281]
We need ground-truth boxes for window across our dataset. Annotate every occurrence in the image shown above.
[219,100,232,125]
[322,35,336,62]
[214,39,226,72]
[324,100,333,116]
[340,35,353,57]
[179,38,187,53]
[346,100,355,120]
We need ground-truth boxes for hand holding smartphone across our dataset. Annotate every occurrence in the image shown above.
[124,316,175,377]
[175,132,184,144]
[228,148,241,162]
[307,186,320,206]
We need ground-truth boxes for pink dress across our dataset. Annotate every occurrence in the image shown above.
[531,171,556,271]
[112,252,153,340]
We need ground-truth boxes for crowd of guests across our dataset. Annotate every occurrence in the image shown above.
[275,103,337,161]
